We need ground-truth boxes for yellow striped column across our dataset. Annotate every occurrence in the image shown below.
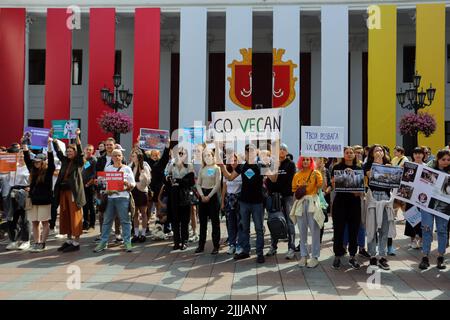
[416,3,446,152]
[368,5,397,149]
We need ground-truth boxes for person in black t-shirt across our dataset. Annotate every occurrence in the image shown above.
[330,147,362,270]
[220,144,274,264]
[265,143,297,259]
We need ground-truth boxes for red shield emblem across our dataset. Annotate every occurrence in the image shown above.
[272,49,298,108]
[227,49,252,110]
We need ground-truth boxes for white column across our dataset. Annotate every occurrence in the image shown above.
[178,7,207,128]
[350,51,363,145]
[225,6,252,111]
[273,6,300,159]
[321,5,349,144]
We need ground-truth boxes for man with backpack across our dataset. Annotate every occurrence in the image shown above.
[265,143,297,259]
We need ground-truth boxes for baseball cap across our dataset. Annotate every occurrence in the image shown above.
[33,153,47,162]
[280,143,288,151]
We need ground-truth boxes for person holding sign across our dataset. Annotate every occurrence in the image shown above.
[22,137,55,252]
[53,128,86,253]
[289,157,323,268]
[418,149,450,270]
[363,144,396,270]
[130,149,151,243]
[5,150,30,251]
[330,147,362,270]
[195,149,222,254]
[94,149,136,253]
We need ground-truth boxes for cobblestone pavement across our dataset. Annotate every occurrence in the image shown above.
[0,217,449,300]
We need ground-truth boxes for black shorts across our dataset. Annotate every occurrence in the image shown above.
[132,189,148,207]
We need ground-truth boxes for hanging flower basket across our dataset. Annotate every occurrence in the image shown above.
[399,112,436,137]
[98,111,133,135]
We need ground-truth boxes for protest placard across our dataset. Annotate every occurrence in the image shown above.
[97,171,124,191]
[369,164,403,189]
[0,154,17,173]
[211,109,282,141]
[394,162,449,220]
[139,128,169,152]
[300,126,344,158]
[23,127,50,148]
[333,169,365,192]
[51,120,79,139]
[403,206,422,227]
[182,127,205,145]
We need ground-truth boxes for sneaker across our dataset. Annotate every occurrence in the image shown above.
[6,241,19,250]
[63,244,80,253]
[18,241,30,250]
[131,235,139,243]
[298,257,307,267]
[378,257,390,270]
[285,248,295,260]
[294,244,300,252]
[114,235,123,244]
[48,228,56,236]
[57,242,71,252]
[409,241,418,249]
[138,235,146,243]
[265,246,277,257]
[180,243,188,251]
[419,256,430,270]
[369,257,378,267]
[257,255,265,264]
[195,246,204,254]
[227,245,236,255]
[332,257,341,270]
[94,235,101,243]
[417,239,423,249]
[124,242,133,252]
[234,252,250,260]
[82,222,89,231]
[211,247,219,255]
[349,257,361,270]
[173,244,181,251]
[358,248,371,259]
[387,246,396,256]
[93,242,108,253]
[437,256,446,270]
[307,257,319,268]
[30,243,45,253]
[189,234,199,243]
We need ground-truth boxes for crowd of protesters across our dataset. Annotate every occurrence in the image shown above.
[0,130,449,271]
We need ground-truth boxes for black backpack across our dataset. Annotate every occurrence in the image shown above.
[267,193,288,240]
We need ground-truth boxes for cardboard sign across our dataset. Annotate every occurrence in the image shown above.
[0,154,17,173]
[97,171,124,191]
[139,128,169,152]
[334,169,365,192]
[403,206,422,228]
[51,120,79,139]
[300,126,344,158]
[369,164,403,189]
[23,127,50,148]
[394,162,449,220]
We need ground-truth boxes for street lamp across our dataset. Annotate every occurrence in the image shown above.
[396,71,436,114]
[100,74,133,112]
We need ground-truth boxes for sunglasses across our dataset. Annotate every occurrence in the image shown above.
[178,152,184,156]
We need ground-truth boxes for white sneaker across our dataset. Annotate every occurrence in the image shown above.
[18,241,31,250]
[286,248,295,260]
[417,239,423,249]
[189,234,199,243]
[298,257,307,267]
[227,245,236,255]
[6,241,19,250]
[410,241,419,249]
[307,257,319,268]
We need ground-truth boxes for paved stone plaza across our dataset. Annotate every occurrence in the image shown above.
[0,218,449,300]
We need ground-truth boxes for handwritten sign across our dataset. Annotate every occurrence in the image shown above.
[300,126,344,158]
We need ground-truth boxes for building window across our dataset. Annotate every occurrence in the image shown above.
[115,50,122,76]
[403,46,415,83]
[446,121,450,145]
[29,49,46,85]
[72,49,82,85]
[28,119,44,128]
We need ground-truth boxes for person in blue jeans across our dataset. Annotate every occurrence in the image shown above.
[418,149,450,270]
[220,144,270,264]
[94,149,136,253]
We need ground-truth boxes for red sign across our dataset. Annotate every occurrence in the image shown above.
[97,171,124,191]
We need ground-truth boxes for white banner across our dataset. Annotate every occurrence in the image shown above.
[394,162,449,220]
[300,126,344,158]
[211,109,282,141]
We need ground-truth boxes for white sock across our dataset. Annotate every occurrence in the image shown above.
[134,229,139,237]
[72,241,79,246]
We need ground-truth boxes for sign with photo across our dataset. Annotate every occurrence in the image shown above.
[182,126,205,145]
[51,120,79,139]
[300,126,344,158]
[23,127,50,148]
[394,162,449,220]
[333,169,365,192]
[139,128,169,152]
[403,206,422,228]
[97,171,124,192]
[369,164,403,189]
